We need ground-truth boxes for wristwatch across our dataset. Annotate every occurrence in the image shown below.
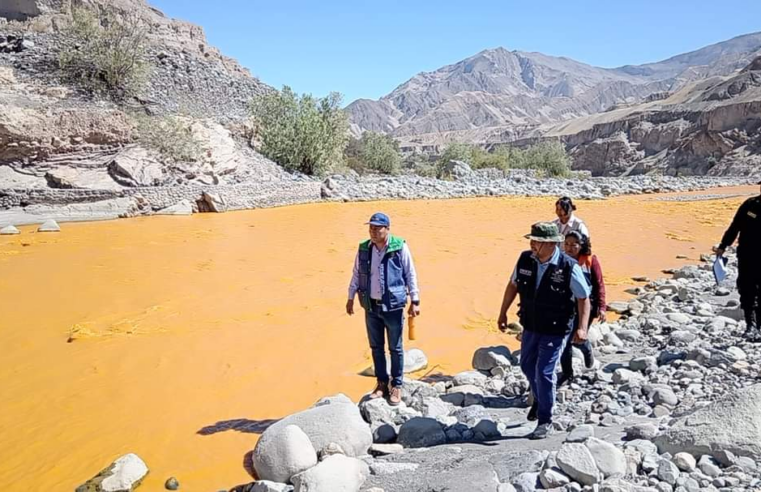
[412,300,420,306]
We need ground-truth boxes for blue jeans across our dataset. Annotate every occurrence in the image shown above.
[520,330,567,425]
[365,303,405,387]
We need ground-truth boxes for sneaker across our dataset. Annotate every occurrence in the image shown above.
[527,401,538,421]
[583,349,595,369]
[557,373,573,388]
[388,385,402,406]
[369,382,387,399]
[529,423,552,440]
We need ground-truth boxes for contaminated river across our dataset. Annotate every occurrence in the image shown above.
[0,186,755,491]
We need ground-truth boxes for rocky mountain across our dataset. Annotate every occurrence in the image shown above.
[547,56,761,177]
[348,33,761,148]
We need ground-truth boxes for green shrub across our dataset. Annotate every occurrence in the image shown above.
[58,6,149,99]
[250,87,348,175]
[434,141,571,178]
[133,114,202,163]
[359,131,402,174]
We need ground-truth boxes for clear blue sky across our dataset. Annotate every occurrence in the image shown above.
[150,0,761,104]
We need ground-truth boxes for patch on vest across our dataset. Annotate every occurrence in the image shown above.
[748,211,758,219]
[519,268,533,276]
[550,269,565,284]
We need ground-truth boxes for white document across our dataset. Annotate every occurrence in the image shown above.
[713,256,729,284]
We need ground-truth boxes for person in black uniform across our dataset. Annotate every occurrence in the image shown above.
[715,180,761,336]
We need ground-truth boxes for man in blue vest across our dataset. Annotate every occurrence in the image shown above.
[498,222,591,439]
[347,212,421,406]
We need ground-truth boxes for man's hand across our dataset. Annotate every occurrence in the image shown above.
[346,299,354,316]
[713,245,725,257]
[498,312,508,333]
[574,326,588,344]
[408,303,421,317]
[597,311,607,324]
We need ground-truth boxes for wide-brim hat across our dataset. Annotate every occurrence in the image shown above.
[524,222,564,242]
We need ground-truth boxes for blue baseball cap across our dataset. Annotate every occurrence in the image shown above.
[366,212,390,227]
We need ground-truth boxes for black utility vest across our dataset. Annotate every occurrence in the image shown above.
[515,250,576,336]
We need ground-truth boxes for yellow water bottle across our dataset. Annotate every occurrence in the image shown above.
[408,315,417,341]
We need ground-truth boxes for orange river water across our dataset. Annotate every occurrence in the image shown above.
[0,185,756,491]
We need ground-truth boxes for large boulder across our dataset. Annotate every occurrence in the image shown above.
[586,438,627,479]
[108,146,165,187]
[472,346,513,372]
[439,160,473,180]
[156,200,193,216]
[290,454,368,492]
[452,370,488,387]
[397,417,446,448]
[75,453,148,492]
[252,425,318,483]
[37,219,60,232]
[655,384,761,459]
[254,401,371,461]
[556,443,600,485]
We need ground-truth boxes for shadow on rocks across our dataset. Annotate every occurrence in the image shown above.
[197,418,281,436]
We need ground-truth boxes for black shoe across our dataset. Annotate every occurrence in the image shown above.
[583,349,595,369]
[557,373,573,388]
[528,423,552,440]
[527,401,538,421]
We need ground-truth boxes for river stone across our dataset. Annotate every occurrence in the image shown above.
[673,452,696,472]
[512,471,540,492]
[630,356,657,372]
[452,370,488,387]
[539,467,571,488]
[252,424,317,483]
[567,424,595,442]
[291,454,368,492]
[557,443,600,485]
[397,417,446,448]
[652,388,678,407]
[202,191,228,213]
[76,453,149,492]
[157,199,193,215]
[0,225,19,235]
[164,477,179,490]
[656,458,680,485]
[38,219,60,232]
[472,346,513,371]
[625,423,659,441]
[255,401,371,461]
[607,302,630,314]
[655,384,761,458]
[369,443,403,456]
[313,393,353,407]
[360,349,428,376]
[586,438,627,478]
[250,481,293,492]
[421,397,454,419]
[613,369,645,385]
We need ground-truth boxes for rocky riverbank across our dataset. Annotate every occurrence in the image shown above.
[220,250,760,492]
[1,170,755,228]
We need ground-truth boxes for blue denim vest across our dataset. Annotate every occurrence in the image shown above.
[357,235,408,312]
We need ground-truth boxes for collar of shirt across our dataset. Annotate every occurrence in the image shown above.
[531,245,560,266]
[371,237,390,253]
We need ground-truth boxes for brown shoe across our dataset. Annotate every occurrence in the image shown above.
[388,385,402,406]
[369,381,387,399]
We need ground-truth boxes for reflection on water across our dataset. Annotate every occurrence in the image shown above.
[0,186,754,490]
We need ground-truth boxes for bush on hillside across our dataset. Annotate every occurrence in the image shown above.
[250,87,348,175]
[132,114,202,163]
[344,131,402,174]
[58,6,149,99]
